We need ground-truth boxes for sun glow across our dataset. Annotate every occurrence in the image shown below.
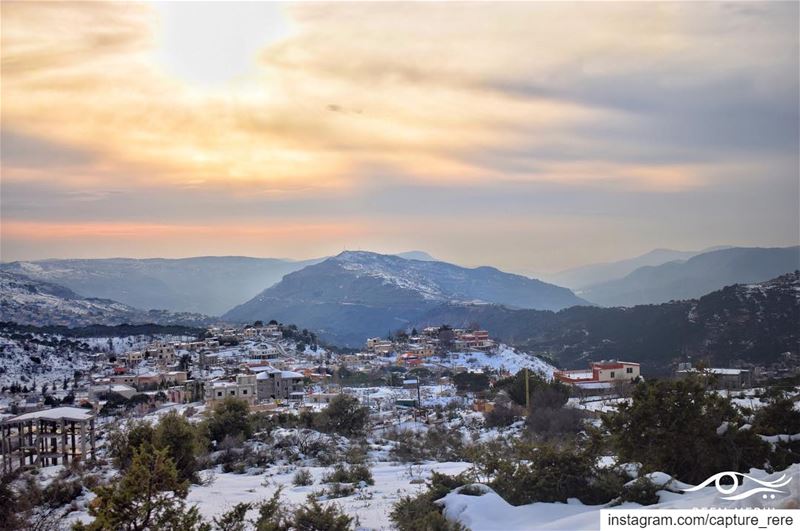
[151,2,291,87]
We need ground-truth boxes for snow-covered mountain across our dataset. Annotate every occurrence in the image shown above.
[0,256,324,316]
[0,271,212,327]
[223,251,587,346]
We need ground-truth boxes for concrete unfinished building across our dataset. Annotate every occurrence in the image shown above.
[1,407,96,473]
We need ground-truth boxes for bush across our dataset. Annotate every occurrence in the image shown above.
[293,498,354,530]
[484,403,518,428]
[453,372,490,393]
[314,395,369,438]
[293,469,313,487]
[616,478,661,506]
[313,483,355,500]
[390,472,468,531]
[42,478,83,508]
[487,442,602,505]
[526,406,584,438]
[322,464,374,486]
[752,395,800,436]
[602,376,771,484]
[495,371,569,409]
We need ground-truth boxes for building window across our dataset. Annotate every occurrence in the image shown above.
[626,367,633,374]
[230,390,235,395]
[610,372,615,378]
[242,389,247,395]
[217,391,222,397]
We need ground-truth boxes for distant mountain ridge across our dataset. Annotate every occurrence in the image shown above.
[416,271,800,375]
[223,251,587,345]
[580,246,800,306]
[544,246,732,289]
[0,256,324,315]
[0,271,212,327]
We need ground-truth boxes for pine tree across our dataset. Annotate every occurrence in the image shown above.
[155,411,201,483]
[74,444,208,531]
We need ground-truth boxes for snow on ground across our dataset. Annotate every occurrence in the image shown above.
[439,463,800,531]
[567,397,629,413]
[430,346,556,378]
[187,461,472,530]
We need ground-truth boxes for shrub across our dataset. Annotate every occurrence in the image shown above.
[314,483,356,500]
[313,395,369,438]
[293,498,354,530]
[253,488,290,531]
[751,395,800,436]
[293,469,313,487]
[390,472,468,531]
[42,478,83,508]
[526,406,584,438]
[453,372,490,393]
[213,502,251,531]
[602,376,771,484]
[495,371,569,409]
[487,442,600,505]
[322,464,374,486]
[615,478,661,506]
[484,403,518,428]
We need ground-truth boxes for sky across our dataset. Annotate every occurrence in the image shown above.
[1,1,798,275]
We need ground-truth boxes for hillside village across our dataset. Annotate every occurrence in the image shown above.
[0,257,798,531]
[1,317,798,530]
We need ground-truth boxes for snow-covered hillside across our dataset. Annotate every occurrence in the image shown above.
[439,464,800,530]
[0,271,212,327]
[430,346,557,379]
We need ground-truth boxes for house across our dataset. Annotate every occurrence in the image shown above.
[675,368,752,389]
[145,342,176,365]
[205,374,257,405]
[555,360,641,386]
[124,351,144,365]
[402,378,419,390]
[89,383,136,401]
[254,367,305,401]
[306,392,340,405]
[397,352,423,366]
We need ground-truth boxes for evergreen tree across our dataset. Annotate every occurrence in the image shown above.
[75,445,208,531]
[205,397,252,445]
[155,411,202,483]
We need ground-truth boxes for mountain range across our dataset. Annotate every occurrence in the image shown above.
[0,256,324,315]
[543,246,732,289]
[416,271,800,375]
[0,251,434,316]
[580,246,800,306]
[2,246,798,351]
[0,271,212,327]
[223,251,587,345]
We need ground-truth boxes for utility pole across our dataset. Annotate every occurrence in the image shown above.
[525,367,530,411]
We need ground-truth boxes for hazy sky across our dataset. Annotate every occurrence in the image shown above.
[1,1,798,274]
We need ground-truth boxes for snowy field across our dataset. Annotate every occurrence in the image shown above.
[186,461,472,530]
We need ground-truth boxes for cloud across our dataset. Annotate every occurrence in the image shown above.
[0,1,797,270]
